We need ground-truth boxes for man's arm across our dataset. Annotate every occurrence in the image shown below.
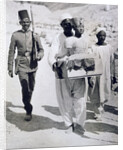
[34,33,44,61]
[48,35,59,70]
[8,33,16,77]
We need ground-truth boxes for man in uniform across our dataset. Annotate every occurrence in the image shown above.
[8,10,44,121]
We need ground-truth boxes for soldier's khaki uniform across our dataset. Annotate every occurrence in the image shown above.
[8,29,44,114]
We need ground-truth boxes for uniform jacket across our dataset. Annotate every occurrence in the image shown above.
[8,29,44,74]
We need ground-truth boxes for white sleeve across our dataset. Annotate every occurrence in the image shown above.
[48,35,59,68]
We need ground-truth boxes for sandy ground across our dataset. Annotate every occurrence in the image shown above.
[6,38,118,149]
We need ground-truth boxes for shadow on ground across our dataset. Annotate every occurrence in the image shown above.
[86,102,118,115]
[42,104,118,135]
[42,105,61,116]
[6,101,65,132]
[85,122,118,134]
[6,101,118,136]
[104,104,118,115]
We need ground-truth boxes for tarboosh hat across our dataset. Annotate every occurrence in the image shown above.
[18,10,30,20]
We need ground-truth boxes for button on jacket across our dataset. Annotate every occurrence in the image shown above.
[8,29,44,73]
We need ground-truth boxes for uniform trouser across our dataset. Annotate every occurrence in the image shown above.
[18,71,36,114]
[55,77,88,127]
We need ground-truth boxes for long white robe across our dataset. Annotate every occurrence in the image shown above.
[90,44,114,103]
[48,33,88,127]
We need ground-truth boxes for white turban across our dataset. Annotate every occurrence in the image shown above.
[60,13,72,23]
[95,27,106,35]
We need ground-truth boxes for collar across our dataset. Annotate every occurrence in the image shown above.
[21,29,31,33]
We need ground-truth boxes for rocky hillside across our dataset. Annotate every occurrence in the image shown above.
[15,1,86,11]
[7,1,118,49]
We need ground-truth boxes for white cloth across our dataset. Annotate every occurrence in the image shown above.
[65,35,88,54]
[60,13,72,23]
[48,32,68,68]
[91,44,114,102]
[65,35,88,127]
[48,33,88,127]
[55,78,88,127]
[95,27,106,35]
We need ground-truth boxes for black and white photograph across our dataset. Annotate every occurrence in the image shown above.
[4,0,118,149]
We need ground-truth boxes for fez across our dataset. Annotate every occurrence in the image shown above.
[18,10,30,20]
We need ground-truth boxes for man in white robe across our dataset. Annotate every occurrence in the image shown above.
[48,14,88,134]
[89,27,115,120]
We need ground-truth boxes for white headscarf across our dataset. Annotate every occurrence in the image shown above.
[95,27,106,35]
[60,13,72,23]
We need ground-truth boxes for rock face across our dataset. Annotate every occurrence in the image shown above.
[6,2,118,44]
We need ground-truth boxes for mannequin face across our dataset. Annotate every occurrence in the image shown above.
[74,24,84,37]
[20,18,31,31]
[77,24,84,34]
[72,18,84,37]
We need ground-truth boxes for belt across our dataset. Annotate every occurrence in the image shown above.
[25,52,31,57]
[18,51,31,57]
